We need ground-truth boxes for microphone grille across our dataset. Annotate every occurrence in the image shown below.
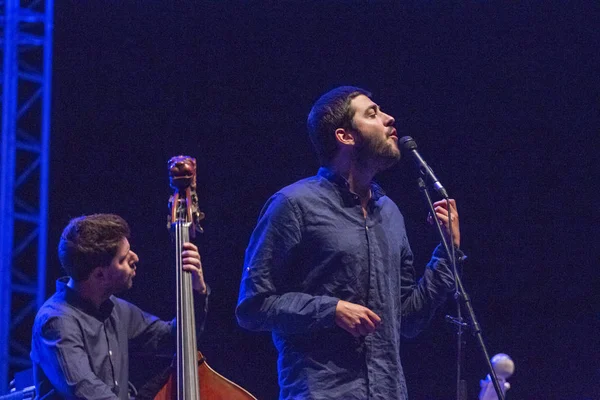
[399,136,417,153]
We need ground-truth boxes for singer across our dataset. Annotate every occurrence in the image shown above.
[236,86,463,400]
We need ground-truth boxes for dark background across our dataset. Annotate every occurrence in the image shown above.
[36,1,600,399]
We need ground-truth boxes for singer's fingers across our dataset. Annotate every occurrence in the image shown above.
[436,209,458,222]
[356,325,370,336]
[356,317,378,336]
[433,199,457,211]
[447,199,458,214]
[359,318,375,333]
[437,211,461,246]
[366,309,381,323]
[430,199,461,248]
[345,327,360,337]
[434,207,453,221]
[448,199,458,214]
[365,312,381,328]
[434,206,448,215]
[436,211,458,223]
[435,213,447,225]
[433,202,458,220]
[428,211,448,225]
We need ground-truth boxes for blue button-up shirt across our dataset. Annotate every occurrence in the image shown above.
[237,167,457,400]
[31,277,208,399]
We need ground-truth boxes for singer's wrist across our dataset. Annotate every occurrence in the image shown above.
[433,243,464,261]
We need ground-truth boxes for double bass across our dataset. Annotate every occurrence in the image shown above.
[150,155,256,400]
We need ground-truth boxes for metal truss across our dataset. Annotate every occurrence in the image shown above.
[0,0,53,393]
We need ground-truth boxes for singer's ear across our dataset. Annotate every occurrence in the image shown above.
[334,127,356,146]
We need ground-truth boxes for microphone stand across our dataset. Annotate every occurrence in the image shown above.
[416,177,505,400]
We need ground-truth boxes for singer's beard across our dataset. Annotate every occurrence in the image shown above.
[354,133,401,173]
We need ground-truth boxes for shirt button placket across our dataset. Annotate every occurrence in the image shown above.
[104,322,118,393]
[364,216,374,400]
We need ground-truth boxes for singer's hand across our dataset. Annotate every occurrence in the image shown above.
[427,199,460,248]
[335,300,381,337]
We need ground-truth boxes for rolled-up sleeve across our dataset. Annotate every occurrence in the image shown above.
[236,193,339,334]
[400,242,461,338]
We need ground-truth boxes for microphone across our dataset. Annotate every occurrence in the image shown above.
[399,136,449,198]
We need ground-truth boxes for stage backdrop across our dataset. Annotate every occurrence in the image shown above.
[35,2,599,399]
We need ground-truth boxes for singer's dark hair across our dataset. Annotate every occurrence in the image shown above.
[307,86,371,165]
[58,214,130,281]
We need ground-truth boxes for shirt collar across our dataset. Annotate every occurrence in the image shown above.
[317,166,386,205]
[56,276,115,320]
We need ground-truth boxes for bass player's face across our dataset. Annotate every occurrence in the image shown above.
[104,238,138,293]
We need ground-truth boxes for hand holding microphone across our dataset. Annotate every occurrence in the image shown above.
[400,136,460,248]
[428,199,460,248]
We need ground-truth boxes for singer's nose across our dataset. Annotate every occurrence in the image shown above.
[383,112,395,127]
